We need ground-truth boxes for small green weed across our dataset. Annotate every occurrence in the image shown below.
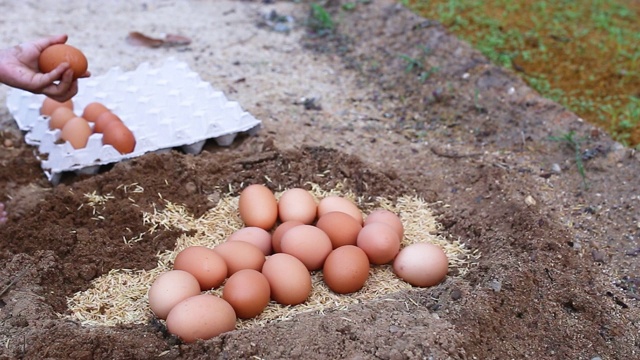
[342,2,357,11]
[399,53,422,73]
[549,131,589,189]
[419,66,439,82]
[308,3,334,36]
[399,47,438,82]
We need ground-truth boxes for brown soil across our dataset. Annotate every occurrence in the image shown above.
[1,1,639,359]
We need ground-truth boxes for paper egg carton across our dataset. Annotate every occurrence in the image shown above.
[6,57,261,184]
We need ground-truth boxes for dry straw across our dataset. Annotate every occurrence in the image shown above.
[65,182,477,328]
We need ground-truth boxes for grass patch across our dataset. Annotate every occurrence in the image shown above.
[403,0,640,148]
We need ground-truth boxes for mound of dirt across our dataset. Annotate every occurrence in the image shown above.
[1,1,638,359]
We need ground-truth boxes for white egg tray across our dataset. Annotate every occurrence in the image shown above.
[6,57,261,184]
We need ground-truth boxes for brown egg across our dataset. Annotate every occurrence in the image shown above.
[238,184,278,230]
[323,245,370,294]
[38,44,88,80]
[316,211,362,249]
[364,209,404,240]
[222,269,271,319]
[356,222,401,265]
[213,241,265,276]
[93,111,122,133]
[166,294,236,343]
[317,196,363,224]
[227,227,272,256]
[40,97,73,116]
[280,224,333,271]
[277,188,317,224]
[393,243,449,287]
[261,253,311,306]
[49,107,77,130]
[147,270,201,320]
[81,102,110,122]
[60,117,92,149]
[102,121,136,154]
[173,246,227,290]
[271,220,304,253]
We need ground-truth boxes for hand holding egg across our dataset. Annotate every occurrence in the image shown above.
[38,43,89,80]
[1,35,89,102]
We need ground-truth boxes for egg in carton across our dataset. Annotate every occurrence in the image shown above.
[6,57,261,185]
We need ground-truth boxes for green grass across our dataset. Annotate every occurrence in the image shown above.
[549,131,589,189]
[403,0,640,148]
[398,47,440,82]
[308,3,335,36]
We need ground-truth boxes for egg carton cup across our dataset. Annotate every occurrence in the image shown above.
[6,57,261,185]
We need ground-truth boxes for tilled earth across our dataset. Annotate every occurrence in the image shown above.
[0,1,639,359]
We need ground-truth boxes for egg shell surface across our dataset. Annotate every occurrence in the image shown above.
[166,294,236,343]
[280,224,333,271]
[60,117,92,149]
[213,241,265,276]
[222,269,271,319]
[38,44,88,79]
[49,107,77,130]
[393,243,449,287]
[317,196,363,224]
[238,184,278,230]
[227,227,272,256]
[277,188,317,224]
[102,121,136,154]
[40,97,73,116]
[147,270,201,320]
[315,211,362,248]
[93,111,122,133]
[271,220,304,253]
[173,246,228,290]
[322,245,370,294]
[82,102,110,122]
[261,253,311,306]
[356,222,401,265]
[364,209,404,240]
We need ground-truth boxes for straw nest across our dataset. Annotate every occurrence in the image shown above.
[65,182,478,328]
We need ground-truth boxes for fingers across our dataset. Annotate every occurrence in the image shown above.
[41,69,78,102]
[38,62,71,85]
[66,79,79,100]
[32,34,68,51]
[57,67,75,90]
[37,61,89,102]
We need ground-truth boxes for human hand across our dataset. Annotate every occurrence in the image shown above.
[0,34,90,102]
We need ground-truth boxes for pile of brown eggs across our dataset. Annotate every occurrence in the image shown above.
[40,97,136,154]
[148,184,449,343]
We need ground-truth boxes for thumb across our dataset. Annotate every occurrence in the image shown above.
[33,34,68,51]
